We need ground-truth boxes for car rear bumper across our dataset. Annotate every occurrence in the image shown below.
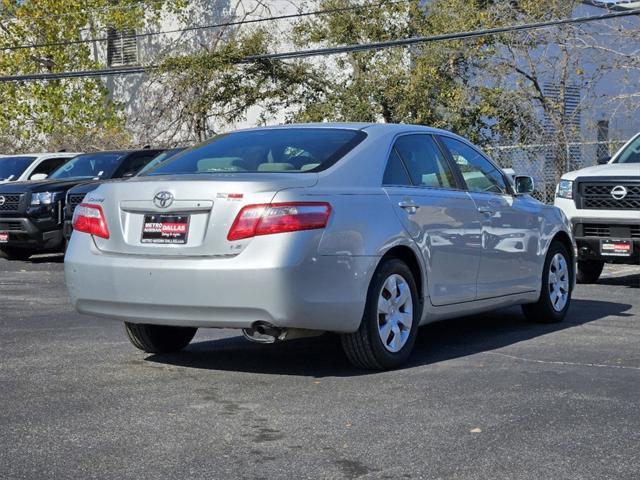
[0,216,64,250]
[65,233,378,333]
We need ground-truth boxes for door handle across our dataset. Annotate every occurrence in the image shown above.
[477,206,494,215]
[398,200,419,215]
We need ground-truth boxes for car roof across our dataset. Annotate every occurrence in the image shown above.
[229,122,466,140]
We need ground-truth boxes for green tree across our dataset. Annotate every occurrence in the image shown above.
[288,0,530,145]
[136,3,321,145]
[141,28,315,143]
[0,0,184,151]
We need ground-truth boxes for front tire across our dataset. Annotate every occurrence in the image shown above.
[124,323,197,353]
[341,258,420,370]
[576,260,604,284]
[522,241,572,324]
[0,247,34,261]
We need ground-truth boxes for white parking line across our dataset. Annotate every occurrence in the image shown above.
[484,351,640,371]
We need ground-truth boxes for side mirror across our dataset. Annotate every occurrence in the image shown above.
[597,156,611,165]
[514,175,535,195]
[30,173,48,181]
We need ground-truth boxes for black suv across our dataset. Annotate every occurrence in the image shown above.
[0,149,163,260]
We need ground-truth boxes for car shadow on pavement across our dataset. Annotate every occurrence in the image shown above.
[407,298,633,369]
[598,273,639,289]
[146,298,633,378]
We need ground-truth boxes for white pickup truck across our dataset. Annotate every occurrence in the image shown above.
[554,133,640,283]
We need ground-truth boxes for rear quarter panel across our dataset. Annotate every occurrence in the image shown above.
[272,185,424,328]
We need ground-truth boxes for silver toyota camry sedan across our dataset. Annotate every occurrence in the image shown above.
[65,124,576,369]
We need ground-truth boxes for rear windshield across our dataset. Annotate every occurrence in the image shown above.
[143,128,367,176]
[49,153,124,180]
[0,156,36,181]
[614,135,640,164]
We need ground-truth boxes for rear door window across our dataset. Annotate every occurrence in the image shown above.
[391,135,457,189]
[383,149,412,186]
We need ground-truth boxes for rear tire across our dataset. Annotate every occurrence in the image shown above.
[341,258,420,370]
[124,322,197,353]
[0,247,34,261]
[576,260,604,284]
[522,241,572,324]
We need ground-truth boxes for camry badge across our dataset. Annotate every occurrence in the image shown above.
[0,196,5,206]
[611,185,627,200]
[153,191,174,208]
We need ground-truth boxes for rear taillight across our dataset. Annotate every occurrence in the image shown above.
[72,203,110,239]
[227,202,331,241]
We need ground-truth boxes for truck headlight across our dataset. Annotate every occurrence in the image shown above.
[556,180,573,199]
[31,192,55,206]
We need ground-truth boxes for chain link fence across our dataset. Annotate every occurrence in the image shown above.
[486,140,629,203]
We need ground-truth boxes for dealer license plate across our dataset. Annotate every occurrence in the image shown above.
[0,232,8,243]
[141,214,190,244]
[600,238,632,257]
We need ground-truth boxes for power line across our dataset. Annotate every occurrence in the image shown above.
[0,65,149,81]
[0,7,638,83]
[0,0,411,52]
[242,7,640,61]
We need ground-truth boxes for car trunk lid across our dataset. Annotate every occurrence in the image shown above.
[85,173,318,256]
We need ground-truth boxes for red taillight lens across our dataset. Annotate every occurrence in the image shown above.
[227,202,331,241]
[72,203,110,239]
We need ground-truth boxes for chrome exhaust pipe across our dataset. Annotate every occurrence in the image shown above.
[242,322,283,344]
[242,322,325,344]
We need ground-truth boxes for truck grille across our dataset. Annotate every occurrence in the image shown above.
[583,224,610,237]
[580,223,640,238]
[579,182,640,210]
[0,194,23,213]
[0,220,23,232]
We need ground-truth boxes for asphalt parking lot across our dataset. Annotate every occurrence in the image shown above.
[0,256,638,480]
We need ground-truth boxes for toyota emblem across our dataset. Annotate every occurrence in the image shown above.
[153,191,174,208]
[611,185,627,200]
[0,196,5,207]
